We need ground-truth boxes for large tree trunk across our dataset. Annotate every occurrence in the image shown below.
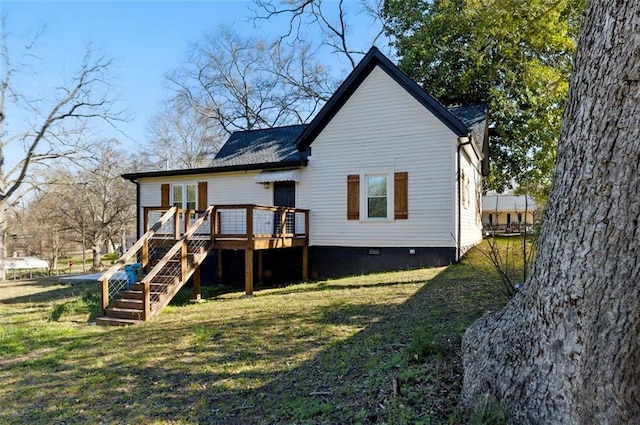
[462,1,640,423]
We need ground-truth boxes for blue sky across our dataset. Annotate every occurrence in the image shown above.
[2,0,388,168]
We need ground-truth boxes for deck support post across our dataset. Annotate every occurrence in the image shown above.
[302,245,309,281]
[181,240,188,284]
[258,251,263,284]
[100,278,109,314]
[303,209,310,281]
[142,282,150,321]
[217,249,223,283]
[142,239,149,269]
[245,249,254,296]
[192,265,201,301]
[174,208,181,239]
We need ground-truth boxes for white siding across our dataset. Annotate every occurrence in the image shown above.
[133,66,483,251]
[307,65,458,248]
[136,170,309,235]
[459,147,483,251]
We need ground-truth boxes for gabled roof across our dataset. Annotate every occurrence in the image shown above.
[210,124,308,167]
[122,48,490,182]
[483,195,538,212]
[295,47,476,151]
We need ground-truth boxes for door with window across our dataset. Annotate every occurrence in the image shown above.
[273,181,295,234]
[172,183,197,233]
[172,183,197,210]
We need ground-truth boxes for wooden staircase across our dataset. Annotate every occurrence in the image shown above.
[97,206,213,326]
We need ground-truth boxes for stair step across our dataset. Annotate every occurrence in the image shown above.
[122,290,143,300]
[152,276,179,285]
[96,316,142,326]
[114,299,143,309]
[105,307,144,320]
[130,281,174,290]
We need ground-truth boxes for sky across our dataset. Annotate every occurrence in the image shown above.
[2,0,388,169]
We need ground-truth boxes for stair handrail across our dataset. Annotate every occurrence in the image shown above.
[99,206,179,313]
[141,205,214,320]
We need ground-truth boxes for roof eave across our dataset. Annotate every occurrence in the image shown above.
[121,159,308,181]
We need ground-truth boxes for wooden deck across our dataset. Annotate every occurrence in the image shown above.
[211,205,309,295]
[98,205,310,324]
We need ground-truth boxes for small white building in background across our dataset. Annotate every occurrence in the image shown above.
[482,195,538,232]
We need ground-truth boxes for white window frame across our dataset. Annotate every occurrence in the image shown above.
[171,182,198,211]
[360,171,394,221]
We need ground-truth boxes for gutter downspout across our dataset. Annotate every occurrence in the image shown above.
[122,174,141,240]
[457,136,473,261]
[135,180,141,240]
[130,179,141,240]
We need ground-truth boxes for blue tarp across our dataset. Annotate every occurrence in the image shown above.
[124,263,142,289]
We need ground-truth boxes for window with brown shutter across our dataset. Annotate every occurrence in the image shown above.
[198,182,208,210]
[161,183,170,207]
[394,172,408,219]
[347,174,360,220]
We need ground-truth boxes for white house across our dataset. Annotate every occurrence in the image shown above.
[122,47,489,281]
[482,195,537,233]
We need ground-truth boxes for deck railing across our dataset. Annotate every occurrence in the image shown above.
[100,206,178,314]
[139,206,214,319]
[99,206,213,314]
[213,204,309,249]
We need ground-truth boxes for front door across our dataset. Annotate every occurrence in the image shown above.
[273,181,295,234]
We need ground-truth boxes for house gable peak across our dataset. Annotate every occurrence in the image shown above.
[295,46,471,151]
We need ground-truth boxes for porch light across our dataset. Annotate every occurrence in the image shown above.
[263,182,270,189]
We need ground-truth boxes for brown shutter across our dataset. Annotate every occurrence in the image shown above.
[198,181,208,210]
[394,172,408,219]
[347,174,360,220]
[161,183,170,207]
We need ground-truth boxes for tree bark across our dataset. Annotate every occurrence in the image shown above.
[462,1,640,423]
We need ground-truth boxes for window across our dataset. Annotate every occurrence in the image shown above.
[461,169,471,208]
[347,172,407,221]
[366,175,388,218]
[461,170,467,205]
[172,183,197,210]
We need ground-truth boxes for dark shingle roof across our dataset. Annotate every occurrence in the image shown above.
[121,125,308,181]
[449,104,488,146]
[210,124,308,167]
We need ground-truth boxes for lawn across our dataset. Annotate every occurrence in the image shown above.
[0,244,510,424]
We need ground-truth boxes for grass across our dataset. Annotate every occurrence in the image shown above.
[0,242,510,424]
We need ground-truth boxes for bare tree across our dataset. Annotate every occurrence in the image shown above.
[0,16,121,280]
[37,143,135,270]
[170,26,335,133]
[142,97,225,171]
[253,0,389,68]
[462,1,640,422]
[8,188,75,271]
